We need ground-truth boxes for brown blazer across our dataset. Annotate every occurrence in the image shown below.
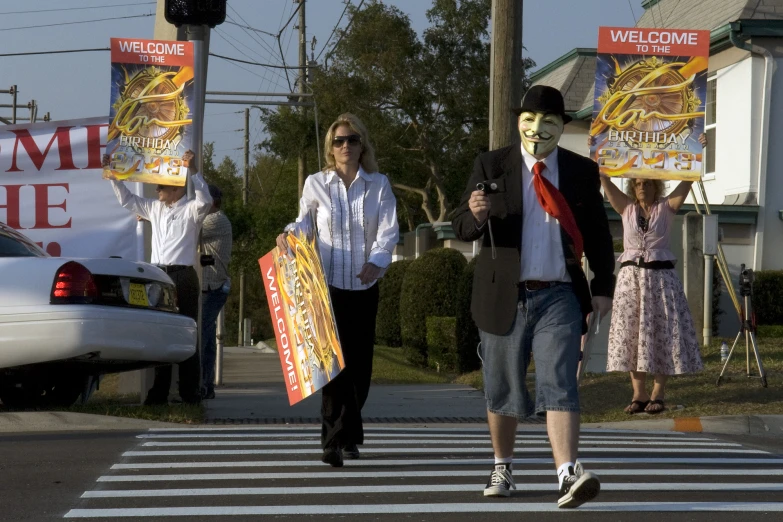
[452,144,615,335]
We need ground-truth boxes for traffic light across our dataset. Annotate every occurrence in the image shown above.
[164,0,227,28]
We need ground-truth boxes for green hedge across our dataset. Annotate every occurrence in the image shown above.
[375,260,413,347]
[456,257,481,372]
[752,270,783,325]
[426,316,457,372]
[400,248,467,366]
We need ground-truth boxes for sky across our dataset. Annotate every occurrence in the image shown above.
[0,0,642,168]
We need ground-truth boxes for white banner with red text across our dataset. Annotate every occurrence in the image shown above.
[0,117,139,259]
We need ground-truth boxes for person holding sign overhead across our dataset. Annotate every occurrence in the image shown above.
[452,86,615,508]
[276,113,398,468]
[104,150,212,405]
[599,137,706,415]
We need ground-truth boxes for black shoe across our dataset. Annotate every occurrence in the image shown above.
[558,461,600,508]
[483,463,515,497]
[342,444,360,460]
[201,389,216,400]
[143,396,168,406]
[321,447,343,467]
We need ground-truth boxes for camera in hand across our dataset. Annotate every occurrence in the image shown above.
[739,263,753,297]
[476,181,501,194]
[200,254,215,267]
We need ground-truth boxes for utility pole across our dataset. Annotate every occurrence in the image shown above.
[488,0,523,150]
[297,0,307,198]
[237,108,250,347]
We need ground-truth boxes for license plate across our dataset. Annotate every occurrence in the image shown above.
[128,283,149,307]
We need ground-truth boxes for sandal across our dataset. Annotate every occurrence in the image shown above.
[624,400,650,414]
[645,399,666,414]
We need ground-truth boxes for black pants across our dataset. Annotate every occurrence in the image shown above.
[146,266,202,404]
[321,284,379,450]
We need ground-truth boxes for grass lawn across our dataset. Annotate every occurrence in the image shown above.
[57,337,782,425]
[457,338,783,423]
[60,373,204,424]
[372,345,453,384]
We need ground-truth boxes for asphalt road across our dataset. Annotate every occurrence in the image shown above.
[2,425,772,522]
[0,430,140,521]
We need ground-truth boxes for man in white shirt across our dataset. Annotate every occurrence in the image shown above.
[105,150,213,405]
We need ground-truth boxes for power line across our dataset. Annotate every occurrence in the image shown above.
[627,0,638,25]
[0,13,153,32]
[225,2,290,96]
[0,47,309,70]
[223,12,284,64]
[316,1,352,62]
[0,48,109,58]
[323,0,365,66]
[214,27,289,86]
[210,52,308,70]
[0,1,155,15]
[224,20,277,38]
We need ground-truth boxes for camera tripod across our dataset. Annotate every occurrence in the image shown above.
[716,293,767,388]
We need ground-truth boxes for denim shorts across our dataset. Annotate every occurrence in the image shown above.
[478,283,582,419]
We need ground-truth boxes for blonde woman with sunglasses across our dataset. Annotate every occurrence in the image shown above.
[276,113,399,467]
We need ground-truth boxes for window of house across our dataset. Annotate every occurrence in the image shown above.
[705,75,717,177]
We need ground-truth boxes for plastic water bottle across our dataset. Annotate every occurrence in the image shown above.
[720,342,729,363]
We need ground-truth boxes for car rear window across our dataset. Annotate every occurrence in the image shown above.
[0,228,46,257]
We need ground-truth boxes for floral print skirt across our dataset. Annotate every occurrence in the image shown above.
[606,266,703,375]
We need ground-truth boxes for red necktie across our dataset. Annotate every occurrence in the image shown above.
[531,161,583,260]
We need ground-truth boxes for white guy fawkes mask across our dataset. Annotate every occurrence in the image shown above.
[518,111,564,159]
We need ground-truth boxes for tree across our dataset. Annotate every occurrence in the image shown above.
[261,0,534,229]
[201,143,301,343]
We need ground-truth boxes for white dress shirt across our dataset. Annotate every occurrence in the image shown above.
[287,167,399,291]
[111,173,213,267]
[519,146,570,282]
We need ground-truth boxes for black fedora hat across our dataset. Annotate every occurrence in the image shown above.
[512,85,572,124]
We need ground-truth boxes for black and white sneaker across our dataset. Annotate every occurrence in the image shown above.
[558,461,600,508]
[483,463,516,497]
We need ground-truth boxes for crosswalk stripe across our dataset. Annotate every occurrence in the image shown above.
[111,457,783,469]
[66,427,783,518]
[123,447,767,457]
[136,433,719,441]
[138,439,738,447]
[147,426,707,436]
[63,502,783,517]
[96,468,783,482]
[82,482,783,498]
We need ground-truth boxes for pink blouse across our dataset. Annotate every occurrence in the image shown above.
[617,197,677,264]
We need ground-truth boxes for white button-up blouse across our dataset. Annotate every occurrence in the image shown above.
[286,167,399,290]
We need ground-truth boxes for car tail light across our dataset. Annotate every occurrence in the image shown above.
[50,261,98,304]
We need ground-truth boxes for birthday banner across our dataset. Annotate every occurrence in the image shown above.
[104,38,195,186]
[259,211,345,406]
[589,27,710,181]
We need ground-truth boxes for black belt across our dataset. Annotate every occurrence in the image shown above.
[158,264,191,274]
[621,259,675,270]
[518,280,561,291]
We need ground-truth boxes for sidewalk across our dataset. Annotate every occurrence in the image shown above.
[206,346,783,439]
[205,347,491,423]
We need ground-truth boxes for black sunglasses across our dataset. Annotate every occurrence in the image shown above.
[332,134,361,147]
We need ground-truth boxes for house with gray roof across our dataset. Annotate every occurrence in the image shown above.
[531,0,783,339]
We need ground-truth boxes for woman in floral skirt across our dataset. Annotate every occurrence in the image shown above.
[600,172,703,414]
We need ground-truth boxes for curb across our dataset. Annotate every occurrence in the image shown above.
[583,415,783,438]
[0,412,184,433]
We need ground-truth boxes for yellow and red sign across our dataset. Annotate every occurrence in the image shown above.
[589,27,710,181]
[259,211,344,405]
[104,38,195,186]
